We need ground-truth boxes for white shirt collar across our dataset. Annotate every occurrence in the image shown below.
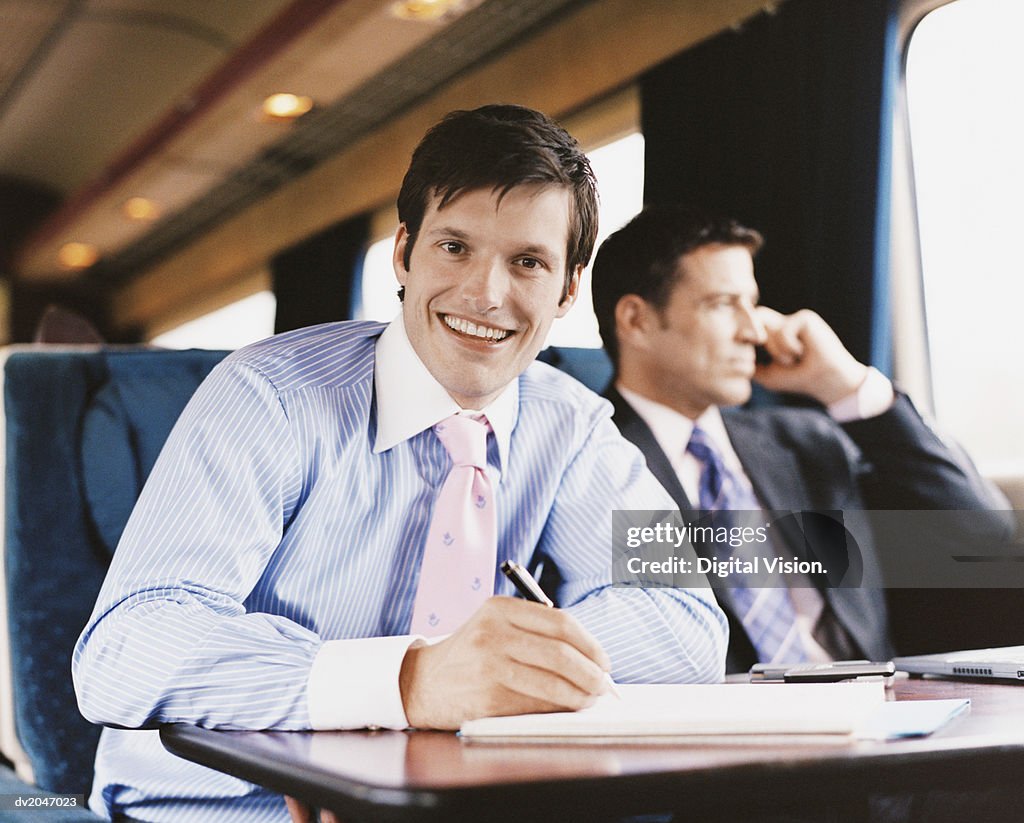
[373,316,515,474]
[616,384,737,471]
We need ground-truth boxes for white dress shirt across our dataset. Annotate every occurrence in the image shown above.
[310,317,518,730]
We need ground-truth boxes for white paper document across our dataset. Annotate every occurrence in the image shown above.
[856,698,970,740]
[460,681,886,739]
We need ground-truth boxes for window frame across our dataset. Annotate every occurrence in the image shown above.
[893,0,1024,501]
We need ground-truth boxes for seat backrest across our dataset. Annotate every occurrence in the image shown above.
[535,346,612,394]
[3,348,228,794]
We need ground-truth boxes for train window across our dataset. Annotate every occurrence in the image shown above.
[356,129,646,350]
[905,0,1024,475]
[150,290,277,350]
[357,231,399,323]
[549,130,645,348]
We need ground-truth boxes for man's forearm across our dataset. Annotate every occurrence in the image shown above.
[566,585,728,684]
[74,590,320,730]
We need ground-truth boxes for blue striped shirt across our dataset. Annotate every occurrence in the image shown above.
[73,320,727,822]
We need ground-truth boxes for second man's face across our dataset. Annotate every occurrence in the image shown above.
[642,243,766,418]
[394,184,579,409]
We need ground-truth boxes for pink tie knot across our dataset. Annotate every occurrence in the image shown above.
[434,414,489,469]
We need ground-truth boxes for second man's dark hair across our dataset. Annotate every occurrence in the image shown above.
[396,104,599,302]
[591,205,764,367]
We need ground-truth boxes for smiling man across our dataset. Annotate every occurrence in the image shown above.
[591,204,1013,673]
[394,183,576,410]
[73,107,727,822]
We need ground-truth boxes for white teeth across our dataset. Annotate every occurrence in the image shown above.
[443,315,510,341]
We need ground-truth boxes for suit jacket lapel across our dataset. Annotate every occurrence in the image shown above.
[722,410,813,512]
[604,386,693,513]
[723,410,817,584]
[724,409,872,653]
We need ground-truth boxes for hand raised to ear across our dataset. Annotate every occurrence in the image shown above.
[753,307,867,405]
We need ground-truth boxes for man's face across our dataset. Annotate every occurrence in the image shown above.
[394,184,579,409]
[637,243,765,418]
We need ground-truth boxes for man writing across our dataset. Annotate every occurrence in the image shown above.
[592,205,1013,673]
[73,109,727,821]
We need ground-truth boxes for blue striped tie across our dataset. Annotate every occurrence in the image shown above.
[687,426,808,664]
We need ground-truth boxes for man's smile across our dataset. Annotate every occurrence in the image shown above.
[440,313,513,343]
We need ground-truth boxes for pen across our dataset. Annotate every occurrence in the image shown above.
[500,560,622,700]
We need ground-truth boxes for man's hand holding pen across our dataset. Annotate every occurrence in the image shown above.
[398,596,613,730]
[290,594,617,823]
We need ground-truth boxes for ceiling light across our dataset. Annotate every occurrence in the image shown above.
[261,93,314,120]
[389,0,470,21]
[58,242,99,270]
[122,197,161,222]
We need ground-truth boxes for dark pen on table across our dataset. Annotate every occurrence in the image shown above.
[500,560,623,700]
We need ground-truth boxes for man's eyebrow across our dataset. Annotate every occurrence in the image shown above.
[700,289,759,302]
[517,243,560,260]
[423,226,471,240]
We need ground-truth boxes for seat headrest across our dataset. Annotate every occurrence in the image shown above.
[79,352,228,556]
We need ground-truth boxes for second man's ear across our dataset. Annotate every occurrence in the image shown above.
[614,294,655,341]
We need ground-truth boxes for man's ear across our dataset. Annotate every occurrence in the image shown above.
[392,224,410,287]
[555,266,582,318]
[614,294,656,350]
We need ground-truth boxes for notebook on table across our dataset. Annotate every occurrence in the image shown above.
[460,682,886,740]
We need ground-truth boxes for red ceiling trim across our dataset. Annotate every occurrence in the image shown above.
[21,0,348,261]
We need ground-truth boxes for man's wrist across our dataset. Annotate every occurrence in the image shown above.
[307,635,421,730]
[827,366,895,422]
[814,360,869,407]
[399,639,428,728]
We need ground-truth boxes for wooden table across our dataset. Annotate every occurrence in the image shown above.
[160,677,1024,822]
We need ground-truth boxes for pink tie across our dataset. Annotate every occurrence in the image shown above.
[410,414,497,636]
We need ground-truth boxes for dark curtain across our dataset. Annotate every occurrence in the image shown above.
[271,213,371,333]
[641,0,899,373]
[642,1,1022,656]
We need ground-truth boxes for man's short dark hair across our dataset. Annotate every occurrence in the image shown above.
[591,205,764,366]
[396,104,599,300]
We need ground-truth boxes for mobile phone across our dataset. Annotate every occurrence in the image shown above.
[782,661,895,683]
[750,660,895,682]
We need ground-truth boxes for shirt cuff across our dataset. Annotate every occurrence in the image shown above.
[307,635,421,730]
[826,366,895,422]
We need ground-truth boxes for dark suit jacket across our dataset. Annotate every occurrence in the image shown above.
[605,386,1016,673]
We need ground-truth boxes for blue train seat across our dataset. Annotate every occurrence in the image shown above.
[1,348,228,819]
